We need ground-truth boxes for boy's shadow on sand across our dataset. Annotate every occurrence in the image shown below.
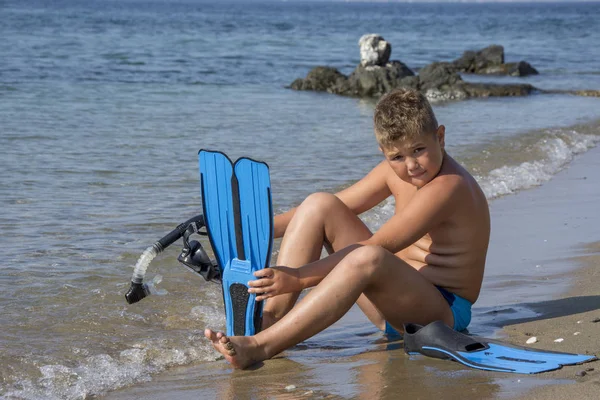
[479,295,600,328]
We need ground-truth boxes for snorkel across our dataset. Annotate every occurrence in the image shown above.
[125,214,221,305]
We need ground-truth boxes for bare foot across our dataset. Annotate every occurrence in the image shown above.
[204,329,265,369]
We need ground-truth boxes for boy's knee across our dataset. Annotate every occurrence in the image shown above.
[301,192,341,214]
[347,245,387,275]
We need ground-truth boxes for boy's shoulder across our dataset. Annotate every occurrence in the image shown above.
[424,157,488,213]
[432,155,477,188]
[406,157,482,209]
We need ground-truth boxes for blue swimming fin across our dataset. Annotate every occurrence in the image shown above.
[199,150,273,336]
[404,321,596,374]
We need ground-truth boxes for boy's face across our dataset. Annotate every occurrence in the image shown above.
[379,126,446,188]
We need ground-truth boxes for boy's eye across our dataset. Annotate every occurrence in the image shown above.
[392,155,404,161]
[414,147,425,155]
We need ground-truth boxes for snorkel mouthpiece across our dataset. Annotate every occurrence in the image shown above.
[125,282,150,304]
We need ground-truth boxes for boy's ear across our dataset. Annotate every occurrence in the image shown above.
[436,125,446,149]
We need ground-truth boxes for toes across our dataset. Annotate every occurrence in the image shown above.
[204,329,218,341]
[204,329,229,346]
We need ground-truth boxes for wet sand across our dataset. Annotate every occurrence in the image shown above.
[108,145,600,400]
[506,247,600,400]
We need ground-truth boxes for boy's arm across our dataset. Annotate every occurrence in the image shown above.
[299,177,460,286]
[334,160,392,215]
[250,243,363,299]
[361,176,462,253]
[273,161,392,239]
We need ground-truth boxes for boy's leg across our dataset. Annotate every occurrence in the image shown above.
[206,245,454,369]
[263,192,377,327]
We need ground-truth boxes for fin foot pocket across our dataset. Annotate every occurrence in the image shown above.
[230,283,250,336]
[403,321,597,374]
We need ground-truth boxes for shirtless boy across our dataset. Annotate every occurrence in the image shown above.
[205,88,491,369]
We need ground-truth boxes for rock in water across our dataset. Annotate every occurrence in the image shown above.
[358,34,391,67]
[452,45,538,77]
[289,66,348,92]
[508,61,539,76]
[418,62,463,92]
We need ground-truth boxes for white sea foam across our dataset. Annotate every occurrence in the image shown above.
[477,132,599,199]
[3,310,222,400]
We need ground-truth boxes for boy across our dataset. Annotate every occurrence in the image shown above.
[205,88,490,369]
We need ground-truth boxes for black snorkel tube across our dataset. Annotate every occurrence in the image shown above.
[125,214,221,305]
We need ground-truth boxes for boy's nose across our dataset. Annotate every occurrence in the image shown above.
[406,157,419,171]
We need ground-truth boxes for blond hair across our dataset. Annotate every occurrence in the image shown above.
[373,88,438,147]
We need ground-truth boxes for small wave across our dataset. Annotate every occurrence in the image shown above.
[3,321,222,399]
[477,131,599,199]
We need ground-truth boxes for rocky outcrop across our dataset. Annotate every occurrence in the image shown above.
[289,36,544,101]
[452,45,538,77]
[289,62,415,98]
[291,35,415,97]
[415,62,536,101]
[340,61,416,97]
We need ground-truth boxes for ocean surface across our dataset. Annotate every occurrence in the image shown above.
[1,1,600,398]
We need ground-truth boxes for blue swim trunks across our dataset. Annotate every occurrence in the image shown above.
[384,286,472,336]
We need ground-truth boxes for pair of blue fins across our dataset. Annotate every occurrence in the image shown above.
[198,149,596,374]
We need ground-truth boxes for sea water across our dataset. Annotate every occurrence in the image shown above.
[1,1,600,398]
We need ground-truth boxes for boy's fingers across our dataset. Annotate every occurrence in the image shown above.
[248,286,271,294]
[253,269,273,278]
[256,292,272,301]
[248,278,272,287]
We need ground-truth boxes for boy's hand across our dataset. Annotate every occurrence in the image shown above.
[248,267,302,301]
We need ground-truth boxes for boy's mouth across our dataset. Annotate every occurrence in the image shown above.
[409,170,425,178]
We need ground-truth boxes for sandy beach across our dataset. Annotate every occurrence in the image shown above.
[508,247,600,400]
[475,142,600,399]
[488,143,600,399]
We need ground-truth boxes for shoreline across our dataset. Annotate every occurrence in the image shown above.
[505,245,600,399]
[486,143,600,398]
